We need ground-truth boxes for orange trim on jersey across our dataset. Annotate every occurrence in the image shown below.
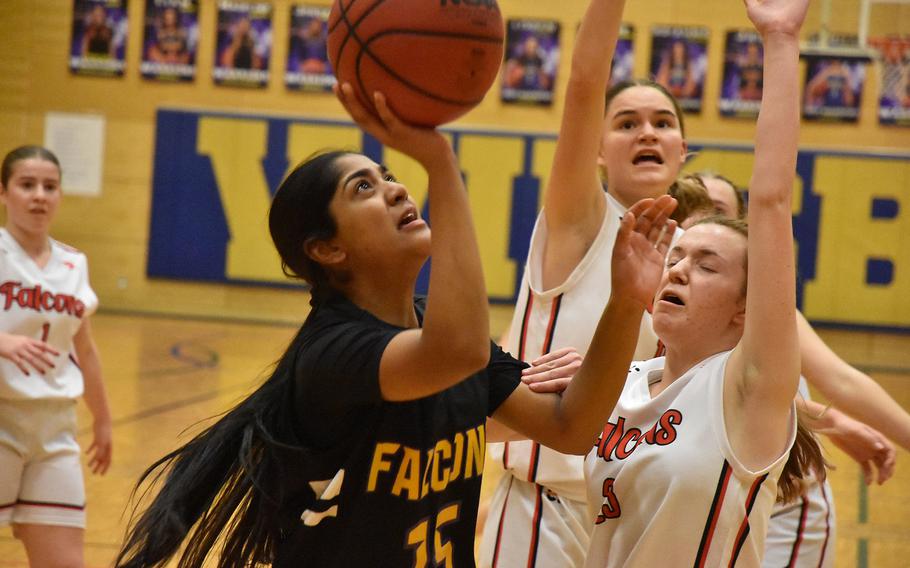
[16,499,85,511]
[694,461,732,568]
[527,294,563,482]
[727,473,770,567]
[786,495,810,567]
[506,288,536,472]
[525,484,544,568]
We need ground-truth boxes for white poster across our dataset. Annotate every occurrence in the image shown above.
[43,112,106,197]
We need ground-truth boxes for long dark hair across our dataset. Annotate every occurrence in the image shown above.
[116,150,353,568]
[1,145,61,186]
[693,216,828,503]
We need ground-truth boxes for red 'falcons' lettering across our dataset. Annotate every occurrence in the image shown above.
[0,281,86,318]
[593,409,683,463]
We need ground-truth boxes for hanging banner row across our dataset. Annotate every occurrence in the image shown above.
[70,0,910,126]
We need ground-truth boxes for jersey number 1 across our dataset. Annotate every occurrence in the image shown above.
[41,323,50,342]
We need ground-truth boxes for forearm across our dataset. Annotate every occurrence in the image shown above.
[749,32,800,203]
[80,349,111,425]
[815,368,910,451]
[544,0,625,223]
[552,297,643,453]
[419,145,489,359]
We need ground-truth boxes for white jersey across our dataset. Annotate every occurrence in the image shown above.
[763,378,835,567]
[0,229,97,401]
[492,192,670,501]
[584,352,796,568]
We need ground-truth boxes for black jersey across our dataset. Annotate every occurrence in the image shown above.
[275,295,523,567]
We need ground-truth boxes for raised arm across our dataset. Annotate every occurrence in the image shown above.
[725,0,809,467]
[336,85,490,401]
[541,0,626,287]
[798,311,910,450]
[493,197,677,453]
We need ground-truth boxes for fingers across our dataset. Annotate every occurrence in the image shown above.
[87,441,112,475]
[335,82,381,133]
[372,91,402,130]
[527,377,571,394]
[860,459,873,486]
[528,347,579,367]
[522,350,582,381]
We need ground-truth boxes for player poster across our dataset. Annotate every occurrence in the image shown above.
[802,55,866,122]
[649,25,709,113]
[501,19,561,105]
[719,30,763,118]
[69,0,128,77]
[213,1,272,88]
[869,37,910,127]
[285,5,333,92]
[140,0,199,81]
[609,24,635,86]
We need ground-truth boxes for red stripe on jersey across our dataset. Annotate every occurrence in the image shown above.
[505,288,536,471]
[517,287,535,362]
[527,294,563,482]
[727,473,770,567]
[491,476,515,568]
[694,461,732,567]
[525,484,544,568]
[817,483,832,568]
[786,495,810,567]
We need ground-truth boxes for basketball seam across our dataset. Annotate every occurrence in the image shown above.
[355,30,503,106]
[330,0,387,82]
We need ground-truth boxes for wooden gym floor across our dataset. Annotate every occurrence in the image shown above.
[0,307,907,567]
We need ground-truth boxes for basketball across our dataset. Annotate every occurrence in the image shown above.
[327,0,505,127]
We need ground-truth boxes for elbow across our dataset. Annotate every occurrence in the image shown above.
[447,339,490,377]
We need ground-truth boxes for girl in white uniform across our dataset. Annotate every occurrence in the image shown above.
[584,0,823,565]
[0,146,112,567]
[480,1,690,566]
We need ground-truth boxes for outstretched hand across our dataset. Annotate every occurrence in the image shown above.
[334,82,449,167]
[611,195,677,309]
[745,0,809,38]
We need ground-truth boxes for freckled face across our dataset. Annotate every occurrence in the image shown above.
[652,224,747,347]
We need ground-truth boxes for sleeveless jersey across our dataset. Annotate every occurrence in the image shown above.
[584,352,796,567]
[492,192,670,502]
[0,229,98,401]
[763,378,835,567]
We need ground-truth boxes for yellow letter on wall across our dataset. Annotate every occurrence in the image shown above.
[197,117,285,282]
[803,156,910,326]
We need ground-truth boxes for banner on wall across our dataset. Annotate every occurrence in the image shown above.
[148,109,910,330]
[285,5,333,92]
[501,19,561,105]
[140,0,198,81]
[719,30,763,118]
[802,55,867,122]
[649,25,709,113]
[69,0,128,77]
[610,24,635,86]
[869,37,910,127]
[213,1,272,88]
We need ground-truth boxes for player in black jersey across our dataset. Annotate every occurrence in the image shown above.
[115,85,677,568]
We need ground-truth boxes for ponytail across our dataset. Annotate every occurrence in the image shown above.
[777,406,829,504]
[116,333,312,568]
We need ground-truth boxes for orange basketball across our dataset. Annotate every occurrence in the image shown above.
[328,0,505,127]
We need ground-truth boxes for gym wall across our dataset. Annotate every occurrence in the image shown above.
[0,0,907,329]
